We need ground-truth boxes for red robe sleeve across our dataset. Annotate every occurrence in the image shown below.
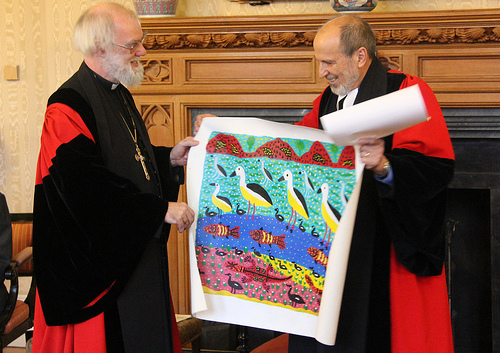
[391,73,454,160]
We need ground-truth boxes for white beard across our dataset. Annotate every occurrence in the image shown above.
[329,60,360,97]
[330,82,351,97]
[101,50,144,88]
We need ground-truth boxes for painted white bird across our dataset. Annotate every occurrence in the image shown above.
[299,169,315,198]
[317,183,341,248]
[212,154,227,179]
[337,179,349,209]
[230,165,273,220]
[278,170,309,233]
[258,159,273,186]
[210,182,232,217]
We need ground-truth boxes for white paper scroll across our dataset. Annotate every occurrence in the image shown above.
[187,117,363,346]
[320,84,430,146]
[314,163,362,345]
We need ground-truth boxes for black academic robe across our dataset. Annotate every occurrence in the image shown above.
[291,58,455,352]
[32,62,182,353]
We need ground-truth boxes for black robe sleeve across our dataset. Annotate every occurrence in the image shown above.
[378,149,454,276]
[153,146,185,204]
[376,75,455,276]
[34,99,170,325]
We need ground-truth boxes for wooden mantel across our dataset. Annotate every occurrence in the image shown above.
[132,9,500,315]
[139,9,500,36]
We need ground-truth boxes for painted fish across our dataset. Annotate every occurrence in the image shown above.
[304,274,323,296]
[204,223,240,239]
[225,255,292,291]
[249,228,286,249]
[305,274,323,305]
[307,247,328,267]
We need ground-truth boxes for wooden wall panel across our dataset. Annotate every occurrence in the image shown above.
[416,48,500,107]
[185,57,316,84]
[419,56,500,80]
[141,51,324,95]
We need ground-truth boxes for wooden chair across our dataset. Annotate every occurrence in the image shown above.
[0,214,35,351]
[250,333,288,353]
[176,315,202,353]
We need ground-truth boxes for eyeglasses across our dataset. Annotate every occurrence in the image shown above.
[113,31,148,54]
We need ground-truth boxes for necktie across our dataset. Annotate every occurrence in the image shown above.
[338,96,346,110]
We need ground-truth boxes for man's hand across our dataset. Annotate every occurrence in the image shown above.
[193,114,218,136]
[170,137,199,167]
[356,137,388,177]
[165,202,195,233]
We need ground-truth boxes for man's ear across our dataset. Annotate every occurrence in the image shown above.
[356,47,368,68]
[95,43,106,58]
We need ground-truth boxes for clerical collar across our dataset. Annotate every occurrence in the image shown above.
[94,72,120,90]
[337,87,359,110]
[83,62,121,90]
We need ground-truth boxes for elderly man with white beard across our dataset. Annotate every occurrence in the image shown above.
[32,3,198,353]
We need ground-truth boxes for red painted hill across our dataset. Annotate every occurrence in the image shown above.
[205,133,355,169]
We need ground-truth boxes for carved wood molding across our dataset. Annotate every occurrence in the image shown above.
[141,9,500,50]
[377,27,500,45]
[143,59,172,83]
[143,31,315,49]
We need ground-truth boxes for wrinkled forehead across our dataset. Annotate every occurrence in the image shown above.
[113,14,143,43]
[313,31,343,59]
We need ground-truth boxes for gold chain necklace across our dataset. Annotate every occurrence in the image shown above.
[119,90,150,181]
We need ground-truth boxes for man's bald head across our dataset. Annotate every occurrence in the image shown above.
[315,15,377,60]
[313,15,376,95]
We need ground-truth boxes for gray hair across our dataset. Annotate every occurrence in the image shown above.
[73,2,139,57]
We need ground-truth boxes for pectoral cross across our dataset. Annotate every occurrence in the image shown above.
[118,91,151,182]
[134,143,151,181]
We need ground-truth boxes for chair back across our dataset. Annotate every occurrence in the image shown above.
[0,213,34,350]
[10,214,33,274]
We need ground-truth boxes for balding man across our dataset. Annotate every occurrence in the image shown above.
[290,15,455,353]
[32,3,197,352]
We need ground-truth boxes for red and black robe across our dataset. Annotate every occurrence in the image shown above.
[32,62,183,353]
[289,58,455,353]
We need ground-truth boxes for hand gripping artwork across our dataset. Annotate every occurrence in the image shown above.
[187,117,362,343]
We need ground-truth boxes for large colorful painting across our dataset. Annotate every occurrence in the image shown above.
[187,117,363,343]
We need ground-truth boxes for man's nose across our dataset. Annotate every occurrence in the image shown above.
[318,63,329,78]
[135,42,147,57]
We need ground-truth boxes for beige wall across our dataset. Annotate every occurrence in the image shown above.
[0,0,498,212]
[0,0,132,213]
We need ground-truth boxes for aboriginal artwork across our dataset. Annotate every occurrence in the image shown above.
[194,130,357,317]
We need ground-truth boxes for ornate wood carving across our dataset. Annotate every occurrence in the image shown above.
[376,27,500,45]
[142,59,172,84]
[378,55,401,71]
[144,32,315,49]
[141,10,500,50]
[141,104,174,146]
[143,27,500,49]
